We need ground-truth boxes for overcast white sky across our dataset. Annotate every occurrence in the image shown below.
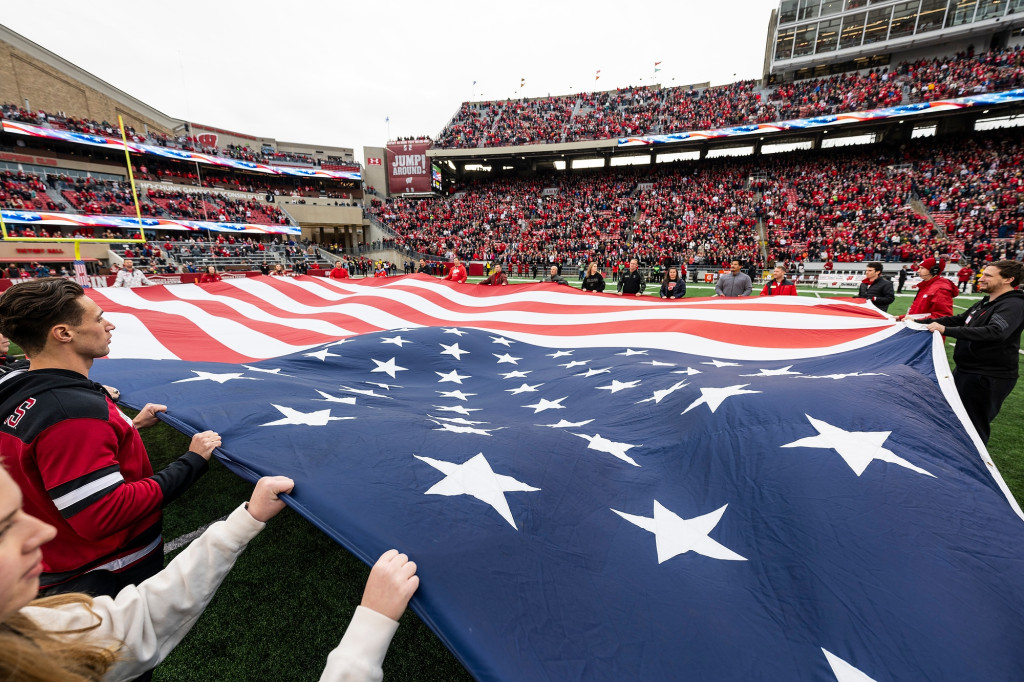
[4,0,780,161]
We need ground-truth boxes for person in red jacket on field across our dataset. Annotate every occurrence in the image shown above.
[759,265,798,296]
[329,261,350,279]
[198,265,221,284]
[957,263,974,293]
[445,257,468,283]
[897,257,958,321]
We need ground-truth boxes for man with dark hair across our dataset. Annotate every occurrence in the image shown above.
[857,262,895,312]
[0,278,221,598]
[897,265,909,294]
[925,260,1024,444]
[715,260,752,297]
[759,266,797,296]
[479,263,508,286]
[617,258,646,296]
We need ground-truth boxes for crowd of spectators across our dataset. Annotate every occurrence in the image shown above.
[370,129,1024,273]
[51,177,290,225]
[0,104,358,170]
[0,170,66,211]
[432,46,1024,149]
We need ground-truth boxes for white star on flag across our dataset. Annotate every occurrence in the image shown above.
[371,357,407,379]
[338,385,392,399]
[441,342,470,360]
[671,367,702,376]
[636,380,689,405]
[506,383,542,395]
[781,415,935,477]
[741,366,802,377]
[442,327,467,336]
[261,404,355,427]
[242,365,292,376]
[541,419,594,428]
[616,349,648,356]
[822,649,878,682]
[703,359,740,368]
[796,372,888,380]
[597,379,641,394]
[559,360,590,369]
[380,335,411,347]
[546,350,574,358]
[432,404,481,415]
[305,348,340,362]
[425,417,503,436]
[415,452,540,529]
[500,370,532,379]
[313,390,357,405]
[572,433,641,466]
[522,397,567,413]
[327,338,351,347]
[611,500,747,563]
[436,369,471,384]
[490,336,514,346]
[365,382,401,390]
[576,367,611,377]
[173,371,260,384]
[437,390,476,401]
[493,353,522,364]
[681,384,761,414]
[642,360,676,367]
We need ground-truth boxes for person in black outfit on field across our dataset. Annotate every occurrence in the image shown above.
[857,262,895,312]
[581,261,605,293]
[925,260,1024,444]
[617,258,646,296]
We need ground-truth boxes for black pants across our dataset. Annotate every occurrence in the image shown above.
[954,370,1017,445]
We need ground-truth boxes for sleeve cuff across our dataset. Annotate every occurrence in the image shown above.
[330,605,400,671]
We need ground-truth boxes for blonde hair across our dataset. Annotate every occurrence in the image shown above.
[0,593,118,681]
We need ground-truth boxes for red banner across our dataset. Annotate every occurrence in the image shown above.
[387,141,431,194]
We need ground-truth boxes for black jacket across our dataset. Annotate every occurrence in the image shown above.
[932,289,1024,379]
[582,273,605,292]
[660,277,686,299]
[857,276,895,312]
[617,269,646,295]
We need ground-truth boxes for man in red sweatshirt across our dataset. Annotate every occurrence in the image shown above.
[0,278,221,598]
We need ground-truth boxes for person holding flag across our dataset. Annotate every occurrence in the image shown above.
[759,265,797,296]
[445,257,468,283]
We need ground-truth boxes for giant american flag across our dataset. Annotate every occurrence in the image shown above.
[87,274,1024,681]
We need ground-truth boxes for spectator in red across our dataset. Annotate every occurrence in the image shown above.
[898,258,958,321]
[445,257,468,283]
[957,262,974,293]
[198,266,221,284]
[760,265,798,296]
[479,263,508,285]
[329,261,350,279]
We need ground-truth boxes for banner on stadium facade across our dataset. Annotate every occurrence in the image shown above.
[0,120,361,181]
[618,88,1024,146]
[386,141,431,194]
[0,209,301,235]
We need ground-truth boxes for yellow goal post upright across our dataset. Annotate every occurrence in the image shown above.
[0,115,148,287]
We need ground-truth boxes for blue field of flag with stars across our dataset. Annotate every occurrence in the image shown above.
[88,277,1024,681]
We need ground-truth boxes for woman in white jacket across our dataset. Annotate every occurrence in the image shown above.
[0,467,418,681]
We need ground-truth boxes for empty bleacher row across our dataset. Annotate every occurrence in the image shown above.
[433,47,1024,148]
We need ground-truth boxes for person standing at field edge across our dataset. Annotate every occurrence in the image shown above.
[925,260,1024,444]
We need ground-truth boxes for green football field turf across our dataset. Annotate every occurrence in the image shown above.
[23,281,1021,681]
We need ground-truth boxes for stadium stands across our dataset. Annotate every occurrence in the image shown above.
[432,47,1024,149]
